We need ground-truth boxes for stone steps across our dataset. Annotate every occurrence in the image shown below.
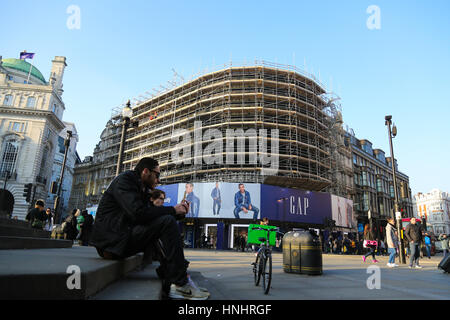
[0,236,72,249]
[0,246,144,299]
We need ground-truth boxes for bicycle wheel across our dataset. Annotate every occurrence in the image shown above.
[261,251,272,295]
[253,251,262,286]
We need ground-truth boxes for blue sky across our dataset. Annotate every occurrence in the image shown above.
[1,0,449,195]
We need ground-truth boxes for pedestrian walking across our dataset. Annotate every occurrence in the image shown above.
[362,224,379,263]
[424,233,432,259]
[405,218,423,269]
[64,209,79,241]
[89,157,209,300]
[25,200,46,229]
[439,234,449,259]
[79,209,94,246]
[386,218,399,267]
[43,208,54,232]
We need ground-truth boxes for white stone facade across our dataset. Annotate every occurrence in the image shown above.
[46,122,79,220]
[413,189,450,235]
[0,56,68,220]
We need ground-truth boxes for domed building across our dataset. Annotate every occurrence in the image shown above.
[0,55,76,220]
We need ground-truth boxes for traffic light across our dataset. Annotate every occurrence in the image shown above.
[23,183,32,202]
[50,181,58,194]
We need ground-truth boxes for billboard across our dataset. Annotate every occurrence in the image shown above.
[155,182,354,227]
[156,184,179,207]
[260,185,332,224]
[331,195,355,228]
[176,182,261,219]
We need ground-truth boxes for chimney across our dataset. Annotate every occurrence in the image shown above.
[50,56,67,96]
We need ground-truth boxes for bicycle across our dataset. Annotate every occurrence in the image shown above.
[250,226,283,294]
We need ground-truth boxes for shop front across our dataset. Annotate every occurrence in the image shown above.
[158,182,356,250]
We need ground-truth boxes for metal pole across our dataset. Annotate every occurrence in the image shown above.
[54,130,72,224]
[385,116,406,264]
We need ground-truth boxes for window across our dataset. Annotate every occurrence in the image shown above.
[52,104,57,113]
[26,97,36,108]
[38,146,50,178]
[4,95,13,106]
[0,138,20,175]
[8,122,25,133]
[58,136,65,153]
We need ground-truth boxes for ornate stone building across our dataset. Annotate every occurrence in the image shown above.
[0,56,68,219]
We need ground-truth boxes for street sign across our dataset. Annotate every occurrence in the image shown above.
[358,223,364,233]
[395,211,402,219]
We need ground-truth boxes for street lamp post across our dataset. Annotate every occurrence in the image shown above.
[115,100,132,177]
[54,130,72,224]
[385,115,406,264]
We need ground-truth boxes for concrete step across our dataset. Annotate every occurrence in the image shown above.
[0,225,51,238]
[0,218,31,229]
[0,236,72,249]
[0,246,143,299]
[0,218,51,238]
[91,264,212,300]
[91,263,162,300]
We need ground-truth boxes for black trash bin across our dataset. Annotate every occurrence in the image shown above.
[283,230,322,275]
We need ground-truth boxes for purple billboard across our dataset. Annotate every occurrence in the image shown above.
[260,185,332,224]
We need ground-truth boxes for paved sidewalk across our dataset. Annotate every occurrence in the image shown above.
[183,250,450,300]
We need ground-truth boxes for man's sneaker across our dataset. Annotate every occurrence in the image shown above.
[415,265,423,269]
[372,259,379,263]
[169,282,209,300]
[187,274,209,294]
[392,264,399,267]
[387,263,393,267]
[409,265,413,269]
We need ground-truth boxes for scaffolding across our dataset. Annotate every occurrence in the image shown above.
[322,93,355,198]
[117,60,333,191]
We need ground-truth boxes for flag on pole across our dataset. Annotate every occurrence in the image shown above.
[20,51,35,60]
[19,51,36,84]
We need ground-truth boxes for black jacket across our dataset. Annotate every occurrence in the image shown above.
[405,223,422,243]
[89,170,176,257]
[26,208,46,224]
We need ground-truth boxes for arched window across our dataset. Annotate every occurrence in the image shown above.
[0,138,20,178]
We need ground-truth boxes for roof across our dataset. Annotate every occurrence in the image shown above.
[1,58,46,83]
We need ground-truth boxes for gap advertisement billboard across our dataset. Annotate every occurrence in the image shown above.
[155,183,354,227]
[260,185,332,224]
[157,182,261,220]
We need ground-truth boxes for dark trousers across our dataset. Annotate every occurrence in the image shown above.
[364,247,376,260]
[409,242,420,266]
[124,215,188,287]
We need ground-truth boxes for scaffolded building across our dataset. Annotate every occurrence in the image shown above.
[119,61,339,191]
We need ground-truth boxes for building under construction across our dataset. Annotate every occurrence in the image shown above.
[121,61,342,192]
